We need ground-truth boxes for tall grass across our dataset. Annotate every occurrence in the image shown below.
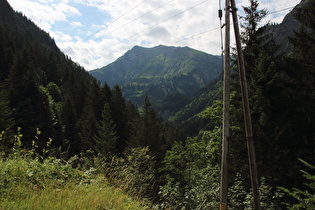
[0,129,158,209]
[0,156,148,209]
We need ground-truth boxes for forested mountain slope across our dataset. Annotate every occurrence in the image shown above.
[168,0,303,136]
[0,0,182,159]
[0,1,188,207]
[158,0,314,208]
[0,0,60,53]
[1,0,314,208]
[90,45,222,118]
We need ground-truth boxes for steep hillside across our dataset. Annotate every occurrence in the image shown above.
[0,0,184,180]
[0,0,143,157]
[0,0,60,53]
[168,77,222,136]
[170,0,304,135]
[90,45,222,117]
[257,1,301,55]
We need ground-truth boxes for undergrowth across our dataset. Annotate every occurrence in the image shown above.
[0,129,149,209]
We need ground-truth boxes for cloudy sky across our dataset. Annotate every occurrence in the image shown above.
[7,0,301,70]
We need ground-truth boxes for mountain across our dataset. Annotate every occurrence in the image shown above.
[0,0,137,156]
[258,1,302,55]
[168,0,305,135]
[90,45,222,118]
[0,0,60,53]
[1,0,185,160]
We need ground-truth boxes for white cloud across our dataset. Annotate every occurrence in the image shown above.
[70,21,83,27]
[146,26,171,38]
[52,2,80,17]
[7,0,301,70]
[7,0,81,31]
[51,31,73,42]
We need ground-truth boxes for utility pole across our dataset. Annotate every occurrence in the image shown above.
[230,0,261,209]
[219,0,230,209]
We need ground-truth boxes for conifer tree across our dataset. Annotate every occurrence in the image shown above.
[110,85,129,153]
[241,0,268,47]
[61,92,78,156]
[6,49,53,147]
[0,89,13,154]
[281,0,315,166]
[0,89,12,131]
[128,96,164,158]
[93,103,118,156]
[240,0,268,74]
[77,81,102,152]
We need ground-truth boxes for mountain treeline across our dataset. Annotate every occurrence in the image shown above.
[157,0,315,208]
[0,0,183,164]
[90,45,223,119]
[1,0,314,208]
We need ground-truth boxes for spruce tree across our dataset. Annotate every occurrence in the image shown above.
[93,103,118,156]
[110,85,129,153]
[241,0,268,47]
[128,96,164,159]
[282,0,315,167]
[0,89,12,131]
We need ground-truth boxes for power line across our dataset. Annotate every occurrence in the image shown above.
[0,2,298,90]
[64,0,175,55]
[84,0,210,61]
[75,0,148,43]
[97,27,222,63]
[268,5,295,15]
[91,0,175,43]
[2,0,217,87]
[70,2,296,56]
[78,2,296,69]
[0,0,153,87]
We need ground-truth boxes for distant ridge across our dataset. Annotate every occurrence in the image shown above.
[90,45,222,117]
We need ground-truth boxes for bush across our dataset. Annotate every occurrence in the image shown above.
[99,147,156,199]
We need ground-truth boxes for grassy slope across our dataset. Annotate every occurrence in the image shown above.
[0,157,148,210]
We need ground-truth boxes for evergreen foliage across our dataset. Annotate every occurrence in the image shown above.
[93,103,118,156]
[0,0,314,208]
[241,0,268,46]
[279,159,315,209]
[90,45,223,119]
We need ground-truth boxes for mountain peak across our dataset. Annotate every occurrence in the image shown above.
[90,45,222,117]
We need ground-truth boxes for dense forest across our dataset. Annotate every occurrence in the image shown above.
[0,0,314,209]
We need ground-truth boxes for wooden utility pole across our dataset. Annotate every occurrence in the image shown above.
[230,0,261,209]
[219,0,230,209]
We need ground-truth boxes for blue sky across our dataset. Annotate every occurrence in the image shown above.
[7,0,301,70]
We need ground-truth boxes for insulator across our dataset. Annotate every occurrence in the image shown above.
[218,9,223,19]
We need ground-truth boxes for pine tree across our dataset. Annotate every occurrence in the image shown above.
[77,81,102,152]
[0,89,13,154]
[281,0,315,167]
[61,92,78,156]
[228,0,270,180]
[0,89,12,131]
[6,49,53,148]
[93,103,118,156]
[241,0,268,47]
[128,96,165,160]
[240,0,268,76]
[110,85,129,153]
